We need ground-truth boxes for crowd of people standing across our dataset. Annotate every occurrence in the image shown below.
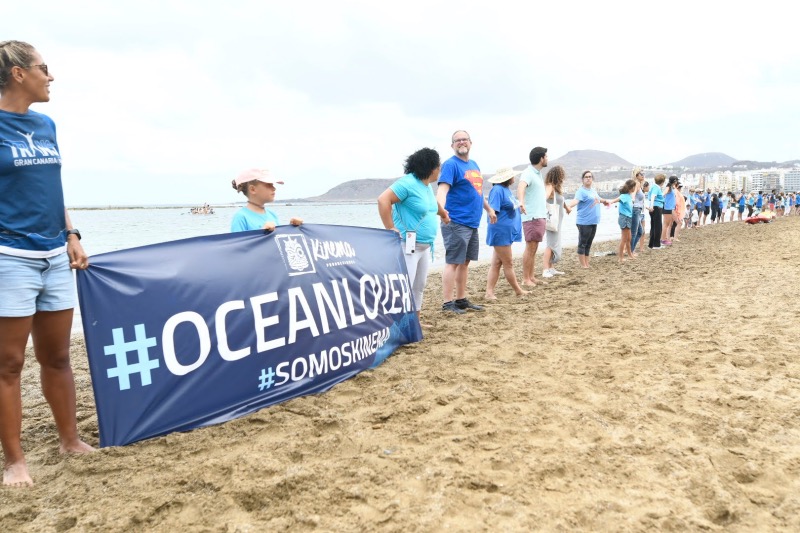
[378,131,799,319]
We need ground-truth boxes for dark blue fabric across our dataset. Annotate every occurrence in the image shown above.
[77,224,421,447]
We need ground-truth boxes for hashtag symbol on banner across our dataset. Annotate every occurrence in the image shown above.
[103,324,160,391]
[258,367,276,391]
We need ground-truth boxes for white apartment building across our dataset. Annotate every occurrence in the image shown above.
[784,170,800,192]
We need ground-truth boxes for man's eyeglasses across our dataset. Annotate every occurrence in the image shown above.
[452,137,471,144]
[25,63,49,76]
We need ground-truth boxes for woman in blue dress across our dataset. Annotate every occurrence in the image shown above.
[485,167,528,299]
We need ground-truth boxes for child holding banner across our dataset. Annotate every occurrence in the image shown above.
[230,168,303,232]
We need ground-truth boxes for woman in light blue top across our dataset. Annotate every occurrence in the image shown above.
[378,148,448,316]
[565,171,609,268]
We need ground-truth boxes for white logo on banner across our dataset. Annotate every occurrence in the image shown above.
[275,234,316,276]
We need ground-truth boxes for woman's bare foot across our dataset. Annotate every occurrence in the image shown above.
[522,278,538,287]
[515,290,531,297]
[484,293,498,301]
[629,252,638,259]
[59,439,95,455]
[3,461,33,488]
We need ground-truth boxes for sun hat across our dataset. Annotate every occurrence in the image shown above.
[233,168,284,187]
[489,167,521,184]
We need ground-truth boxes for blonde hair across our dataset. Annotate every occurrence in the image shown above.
[0,40,36,90]
[631,167,644,180]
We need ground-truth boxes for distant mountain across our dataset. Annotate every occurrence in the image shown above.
[548,150,635,185]
[551,149,633,170]
[667,153,737,168]
[729,159,800,170]
[300,150,795,202]
[304,178,396,202]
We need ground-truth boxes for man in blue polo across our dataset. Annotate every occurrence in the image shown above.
[436,130,496,314]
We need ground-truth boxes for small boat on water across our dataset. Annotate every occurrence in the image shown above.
[190,204,215,215]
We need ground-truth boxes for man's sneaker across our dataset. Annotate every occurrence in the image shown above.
[542,269,555,278]
[442,301,466,314]
[455,298,484,311]
[552,268,565,275]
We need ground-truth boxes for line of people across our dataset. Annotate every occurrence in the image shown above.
[376,132,800,319]
[377,133,617,316]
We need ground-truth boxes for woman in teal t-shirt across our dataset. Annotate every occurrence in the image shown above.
[378,148,448,317]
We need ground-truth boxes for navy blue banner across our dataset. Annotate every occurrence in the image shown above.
[76,224,421,447]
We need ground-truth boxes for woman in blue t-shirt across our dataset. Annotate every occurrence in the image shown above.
[378,148,448,316]
[484,167,528,299]
[0,40,95,486]
[565,171,610,268]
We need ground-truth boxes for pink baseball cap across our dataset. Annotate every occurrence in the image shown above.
[233,168,285,187]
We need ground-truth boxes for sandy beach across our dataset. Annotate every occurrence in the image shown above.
[2,216,800,532]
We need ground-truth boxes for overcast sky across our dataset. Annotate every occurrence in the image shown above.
[6,1,799,206]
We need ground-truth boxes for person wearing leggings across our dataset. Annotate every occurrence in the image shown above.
[565,171,609,268]
[648,174,666,249]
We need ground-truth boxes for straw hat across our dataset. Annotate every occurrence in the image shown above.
[488,167,521,184]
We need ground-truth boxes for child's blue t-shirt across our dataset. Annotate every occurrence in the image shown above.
[231,207,280,232]
[618,193,633,217]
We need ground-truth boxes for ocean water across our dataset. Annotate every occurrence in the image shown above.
[70,202,625,264]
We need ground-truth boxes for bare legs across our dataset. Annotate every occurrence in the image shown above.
[485,246,528,299]
[1,310,94,488]
[0,317,31,487]
[661,213,672,242]
[522,241,539,286]
[618,228,633,262]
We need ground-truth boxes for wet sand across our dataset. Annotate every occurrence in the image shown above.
[3,217,800,532]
